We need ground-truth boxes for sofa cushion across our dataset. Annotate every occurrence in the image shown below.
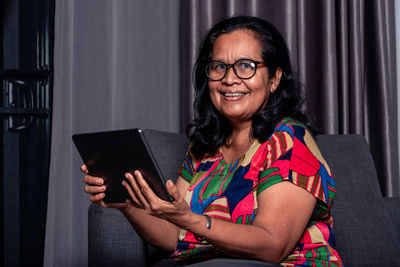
[317,135,400,266]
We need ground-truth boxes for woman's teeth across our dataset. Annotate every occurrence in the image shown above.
[224,92,245,97]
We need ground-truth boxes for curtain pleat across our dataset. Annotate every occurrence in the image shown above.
[180,0,399,196]
[45,1,181,265]
[337,1,349,133]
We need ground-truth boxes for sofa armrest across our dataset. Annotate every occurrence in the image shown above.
[88,204,168,267]
[88,204,147,267]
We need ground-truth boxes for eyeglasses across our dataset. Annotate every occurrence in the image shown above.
[206,59,265,81]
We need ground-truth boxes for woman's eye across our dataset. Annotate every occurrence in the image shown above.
[241,63,251,69]
[214,63,226,70]
[238,61,253,69]
[211,62,226,71]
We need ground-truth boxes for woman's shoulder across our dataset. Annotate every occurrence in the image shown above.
[273,117,311,138]
[262,118,335,209]
[264,117,328,169]
[262,117,314,149]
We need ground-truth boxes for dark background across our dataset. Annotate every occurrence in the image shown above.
[1,0,54,266]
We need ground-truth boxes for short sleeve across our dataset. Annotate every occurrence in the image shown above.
[178,145,198,183]
[257,120,336,212]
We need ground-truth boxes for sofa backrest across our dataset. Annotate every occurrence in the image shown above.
[317,134,400,266]
[143,131,400,265]
[88,132,400,266]
[143,129,190,183]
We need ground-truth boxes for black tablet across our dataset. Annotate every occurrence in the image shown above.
[72,129,173,203]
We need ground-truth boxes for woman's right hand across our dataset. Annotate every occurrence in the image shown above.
[82,164,128,209]
[81,164,109,207]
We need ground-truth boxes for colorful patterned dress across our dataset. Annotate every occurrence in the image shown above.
[170,118,343,266]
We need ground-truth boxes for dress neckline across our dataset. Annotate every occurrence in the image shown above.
[216,139,261,165]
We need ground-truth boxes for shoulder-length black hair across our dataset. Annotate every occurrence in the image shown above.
[187,15,309,158]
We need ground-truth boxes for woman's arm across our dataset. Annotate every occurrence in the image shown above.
[131,170,316,263]
[179,181,316,262]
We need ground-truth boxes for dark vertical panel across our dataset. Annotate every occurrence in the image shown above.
[1,0,54,266]
[2,0,19,69]
[0,2,3,264]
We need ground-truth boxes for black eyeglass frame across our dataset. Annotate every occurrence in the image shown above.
[206,59,265,81]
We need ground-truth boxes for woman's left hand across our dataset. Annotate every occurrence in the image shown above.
[122,170,191,226]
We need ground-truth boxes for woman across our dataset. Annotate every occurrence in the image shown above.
[83,16,343,266]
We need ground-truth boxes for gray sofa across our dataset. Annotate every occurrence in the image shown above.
[88,130,400,266]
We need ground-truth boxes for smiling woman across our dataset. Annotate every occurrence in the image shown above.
[83,15,343,266]
[188,17,307,159]
[207,30,281,131]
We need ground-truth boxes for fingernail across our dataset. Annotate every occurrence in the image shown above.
[97,179,103,185]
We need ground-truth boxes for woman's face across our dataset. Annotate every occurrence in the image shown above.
[208,29,281,126]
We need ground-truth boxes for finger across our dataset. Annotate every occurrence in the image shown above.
[81,164,89,174]
[122,180,143,208]
[83,175,104,186]
[89,192,106,203]
[97,200,108,208]
[166,180,181,202]
[134,170,160,202]
[134,171,172,215]
[84,185,106,194]
[125,172,150,210]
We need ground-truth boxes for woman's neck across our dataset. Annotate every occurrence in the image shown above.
[221,123,254,164]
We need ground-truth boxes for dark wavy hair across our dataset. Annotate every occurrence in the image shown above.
[187,15,309,158]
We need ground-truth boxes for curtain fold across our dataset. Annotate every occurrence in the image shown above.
[45,1,180,265]
[180,0,399,197]
[44,0,76,265]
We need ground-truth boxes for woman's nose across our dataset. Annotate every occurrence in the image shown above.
[222,66,240,84]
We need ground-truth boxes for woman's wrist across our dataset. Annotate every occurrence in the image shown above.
[176,210,199,230]
[178,212,213,238]
[194,215,212,242]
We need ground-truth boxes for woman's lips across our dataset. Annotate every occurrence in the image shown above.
[222,92,247,101]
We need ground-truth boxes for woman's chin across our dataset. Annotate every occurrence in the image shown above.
[223,112,253,125]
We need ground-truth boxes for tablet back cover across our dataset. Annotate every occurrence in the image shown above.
[72,129,171,203]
